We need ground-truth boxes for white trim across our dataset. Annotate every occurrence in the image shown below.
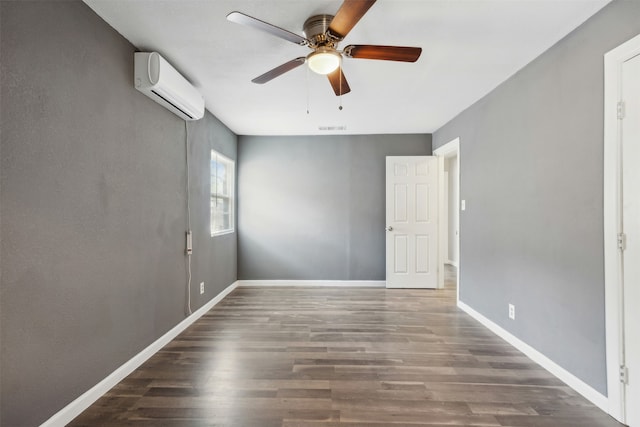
[458,300,608,412]
[210,149,235,237]
[433,137,460,157]
[40,281,239,427]
[434,137,460,303]
[211,229,234,237]
[237,280,386,288]
[604,32,640,424]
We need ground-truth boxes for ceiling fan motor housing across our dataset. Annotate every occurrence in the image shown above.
[303,14,337,47]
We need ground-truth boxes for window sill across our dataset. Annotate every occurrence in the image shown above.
[211,229,235,237]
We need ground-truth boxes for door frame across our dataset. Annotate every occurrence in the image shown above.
[603,32,640,424]
[434,137,460,301]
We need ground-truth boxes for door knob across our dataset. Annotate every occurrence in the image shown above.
[385,226,393,231]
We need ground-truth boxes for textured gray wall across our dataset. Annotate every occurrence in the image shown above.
[447,157,458,263]
[0,2,237,426]
[237,134,431,280]
[433,0,640,395]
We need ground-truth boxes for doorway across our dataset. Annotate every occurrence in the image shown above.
[434,138,460,300]
[604,33,640,426]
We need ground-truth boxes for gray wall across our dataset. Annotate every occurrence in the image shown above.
[447,156,458,263]
[237,134,431,281]
[0,2,237,426]
[433,0,640,395]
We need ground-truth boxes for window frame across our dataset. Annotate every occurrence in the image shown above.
[210,149,235,237]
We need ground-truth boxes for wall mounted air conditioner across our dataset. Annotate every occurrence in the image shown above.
[134,52,205,121]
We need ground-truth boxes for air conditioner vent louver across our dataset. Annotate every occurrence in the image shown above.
[134,52,204,121]
[150,90,194,119]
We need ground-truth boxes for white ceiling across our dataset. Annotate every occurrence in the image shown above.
[84,0,609,136]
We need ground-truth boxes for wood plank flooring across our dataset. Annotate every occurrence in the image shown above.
[70,268,622,426]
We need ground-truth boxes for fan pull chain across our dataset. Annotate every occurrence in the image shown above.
[306,64,310,115]
[338,58,343,111]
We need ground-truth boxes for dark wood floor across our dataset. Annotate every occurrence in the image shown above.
[70,267,622,426]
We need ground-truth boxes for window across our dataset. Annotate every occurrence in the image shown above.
[210,150,234,236]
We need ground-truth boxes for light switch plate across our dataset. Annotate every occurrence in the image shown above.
[461,200,466,211]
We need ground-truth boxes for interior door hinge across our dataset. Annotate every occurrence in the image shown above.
[618,233,627,251]
[617,101,626,120]
[620,365,629,384]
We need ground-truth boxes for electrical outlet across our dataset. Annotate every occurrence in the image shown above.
[200,282,204,295]
[508,304,515,320]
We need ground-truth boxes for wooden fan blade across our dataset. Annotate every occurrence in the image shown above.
[252,58,306,84]
[344,45,422,62]
[227,11,309,46]
[328,0,376,39]
[327,68,351,96]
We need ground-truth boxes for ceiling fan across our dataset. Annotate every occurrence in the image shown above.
[227,0,422,96]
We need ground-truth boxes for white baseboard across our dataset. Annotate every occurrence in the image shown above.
[457,300,608,412]
[237,280,386,288]
[40,281,239,427]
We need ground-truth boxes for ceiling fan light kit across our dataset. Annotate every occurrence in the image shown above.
[227,0,422,96]
[307,47,341,75]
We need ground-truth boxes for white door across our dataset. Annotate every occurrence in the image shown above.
[385,156,438,288]
[622,52,640,427]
